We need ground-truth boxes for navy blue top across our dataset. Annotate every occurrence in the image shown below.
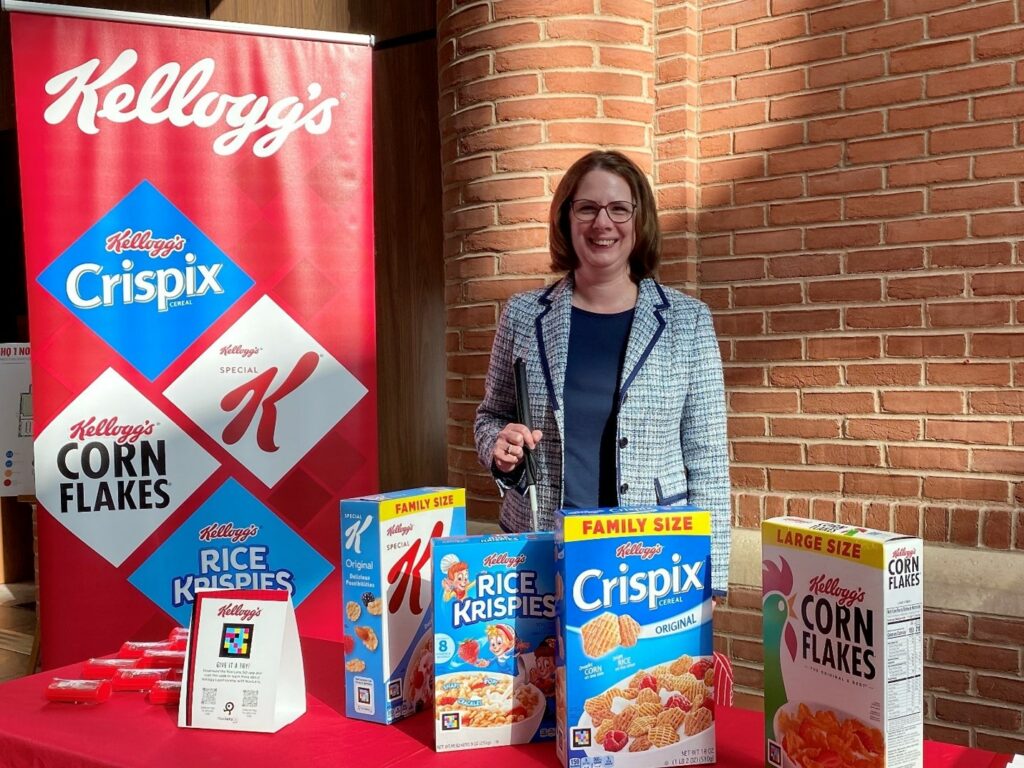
[562,306,635,509]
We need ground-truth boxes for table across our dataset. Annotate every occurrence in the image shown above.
[0,661,1010,768]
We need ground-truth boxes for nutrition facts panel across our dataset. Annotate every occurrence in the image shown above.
[886,616,923,718]
[886,614,924,768]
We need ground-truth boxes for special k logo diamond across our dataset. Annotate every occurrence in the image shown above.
[34,368,219,566]
[36,180,253,380]
[164,296,367,488]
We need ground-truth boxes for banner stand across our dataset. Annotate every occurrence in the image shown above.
[10,0,379,673]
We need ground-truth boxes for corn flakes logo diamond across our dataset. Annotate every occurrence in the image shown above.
[36,180,253,380]
[163,296,367,488]
[33,368,219,566]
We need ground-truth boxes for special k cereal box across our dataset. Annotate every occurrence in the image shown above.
[432,532,557,751]
[762,518,923,768]
[341,487,466,724]
[556,506,715,768]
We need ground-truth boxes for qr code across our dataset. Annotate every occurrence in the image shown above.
[243,689,258,708]
[201,688,216,706]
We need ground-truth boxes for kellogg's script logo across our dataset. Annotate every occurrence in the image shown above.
[807,575,865,608]
[106,229,184,259]
[387,523,414,537]
[220,344,261,358]
[217,602,262,622]
[69,416,155,445]
[482,552,527,569]
[199,522,260,544]
[44,49,340,156]
[615,541,664,561]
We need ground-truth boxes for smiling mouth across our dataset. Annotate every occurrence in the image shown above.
[589,238,618,247]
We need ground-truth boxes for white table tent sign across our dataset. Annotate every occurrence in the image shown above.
[179,588,305,732]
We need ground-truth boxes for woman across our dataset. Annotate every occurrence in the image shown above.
[474,150,731,599]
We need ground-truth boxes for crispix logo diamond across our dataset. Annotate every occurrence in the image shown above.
[37,180,253,379]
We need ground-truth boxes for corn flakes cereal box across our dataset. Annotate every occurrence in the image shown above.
[762,517,923,768]
[432,532,557,751]
[556,505,715,768]
[341,487,466,724]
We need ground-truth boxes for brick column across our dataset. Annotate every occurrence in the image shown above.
[655,2,700,292]
[437,0,657,519]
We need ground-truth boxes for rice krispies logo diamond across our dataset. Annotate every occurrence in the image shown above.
[36,180,253,380]
[128,478,333,625]
[33,368,218,566]
[163,296,367,488]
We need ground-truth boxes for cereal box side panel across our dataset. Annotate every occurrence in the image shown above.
[341,498,386,723]
[762,519,889,768]
[882,538,924,768]
[434,535,557,751]
[433,537,464,751]
[555,526,569,767]
[561,509,715,767]
[378,489,466,724]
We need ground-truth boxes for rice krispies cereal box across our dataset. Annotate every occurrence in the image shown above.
[432,532,557,751]
[762,517,923,768]
[556,506,715,768]
[341,487,466,724]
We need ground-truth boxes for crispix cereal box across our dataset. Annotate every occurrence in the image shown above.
[341,487,466,724]
[556,506,715,768]
[762,517,923,768]
[432,532,557,751]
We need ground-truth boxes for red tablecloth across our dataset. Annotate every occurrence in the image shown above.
[0,661,1010,768]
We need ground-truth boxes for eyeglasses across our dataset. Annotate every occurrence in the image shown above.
[570,199,637,223]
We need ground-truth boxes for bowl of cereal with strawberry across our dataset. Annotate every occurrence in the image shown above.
[574,654,717,766]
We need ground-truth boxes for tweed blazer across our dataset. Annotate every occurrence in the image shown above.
[474,275,732,593]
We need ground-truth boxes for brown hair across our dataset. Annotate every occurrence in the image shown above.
[549,150,661,281]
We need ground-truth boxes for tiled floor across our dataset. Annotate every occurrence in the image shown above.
[0,582,36,683]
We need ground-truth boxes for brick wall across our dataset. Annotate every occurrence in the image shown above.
[437,0,1024,748]
[699,0,1023,552]
[437,0,657,518]
[699,0,1024,749]
[656,1,702,292]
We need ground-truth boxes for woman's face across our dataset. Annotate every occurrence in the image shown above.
[569,169,636,279]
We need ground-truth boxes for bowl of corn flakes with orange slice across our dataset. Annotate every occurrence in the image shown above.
[773,701,885,768]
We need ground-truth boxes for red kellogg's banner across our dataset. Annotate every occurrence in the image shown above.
[10,9,376,672]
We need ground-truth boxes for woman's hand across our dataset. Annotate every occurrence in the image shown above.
[493,423,543,474]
